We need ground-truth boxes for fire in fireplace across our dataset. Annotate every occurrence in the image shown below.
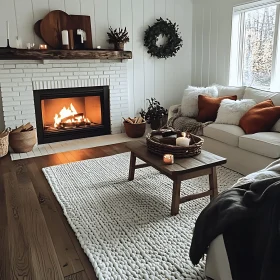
[53,103,91,128]
[34,86,110,144]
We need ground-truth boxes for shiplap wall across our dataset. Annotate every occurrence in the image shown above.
[0,0,192,131]
[192,0,258,87]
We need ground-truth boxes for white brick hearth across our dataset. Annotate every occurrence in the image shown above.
[0,59,129,136]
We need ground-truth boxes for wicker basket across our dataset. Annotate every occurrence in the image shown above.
[0,129,10,158]
[9,129,37,153]
[146,131,204,158]
[124,121,146,138]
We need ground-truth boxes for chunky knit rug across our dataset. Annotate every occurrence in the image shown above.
[43,152,242,280]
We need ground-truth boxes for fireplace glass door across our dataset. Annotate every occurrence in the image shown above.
[42,96,102,131]
[34,86,110,144]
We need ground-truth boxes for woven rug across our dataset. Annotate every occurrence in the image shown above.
[43,152,242,280]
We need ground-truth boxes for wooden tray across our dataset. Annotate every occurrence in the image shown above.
[40,10,69,49]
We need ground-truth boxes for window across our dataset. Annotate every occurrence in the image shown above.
[229,0,280,91]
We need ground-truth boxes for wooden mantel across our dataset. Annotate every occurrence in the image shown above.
[0,48,132,61]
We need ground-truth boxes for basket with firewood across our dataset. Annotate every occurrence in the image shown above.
[9,123,36,153]
[0,128,10,158]
[123,117,146,138]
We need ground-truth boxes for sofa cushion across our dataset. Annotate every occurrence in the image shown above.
[203,123,245,147]
[181,86,218,117]
[215,99,256,125]
[239,132,280,159]
[196,95,237,122]
[243,87,280,104]
[214,84,246,100]
[239,100,280,134]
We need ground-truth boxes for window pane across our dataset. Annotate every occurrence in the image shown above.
[242,6,277,90]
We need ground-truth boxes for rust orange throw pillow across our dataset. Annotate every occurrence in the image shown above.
[196,95,237,122]
[239,99,280,134]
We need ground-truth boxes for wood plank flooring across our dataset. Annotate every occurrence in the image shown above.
[0,143,130,280]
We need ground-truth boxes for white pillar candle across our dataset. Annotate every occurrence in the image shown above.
[176,136,190,147]
[61,30,69,45]
[6,21,9,40]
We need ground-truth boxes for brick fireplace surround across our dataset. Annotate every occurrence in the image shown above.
[0,59,128,139]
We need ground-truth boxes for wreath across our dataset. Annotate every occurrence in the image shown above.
[144,18,183,59]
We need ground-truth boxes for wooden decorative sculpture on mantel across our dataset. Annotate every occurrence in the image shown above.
[34,10,93,50]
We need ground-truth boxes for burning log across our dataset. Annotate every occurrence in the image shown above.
[59,121,91,129]
[60,113,84,123]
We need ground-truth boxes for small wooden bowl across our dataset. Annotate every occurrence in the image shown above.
[124,122,146,138]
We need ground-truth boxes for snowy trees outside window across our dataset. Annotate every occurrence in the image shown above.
[230,2,280,91]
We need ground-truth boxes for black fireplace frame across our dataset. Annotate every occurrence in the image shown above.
[34,86,111,144]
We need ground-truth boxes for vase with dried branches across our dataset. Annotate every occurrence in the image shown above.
[107,27,129,51]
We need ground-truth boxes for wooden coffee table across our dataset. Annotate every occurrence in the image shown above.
[126,140,227,215]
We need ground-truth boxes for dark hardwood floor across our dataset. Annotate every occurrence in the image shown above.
[0,143,130,280]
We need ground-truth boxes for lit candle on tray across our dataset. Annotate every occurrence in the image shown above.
[176,132,190,147]
[163,154,174,165]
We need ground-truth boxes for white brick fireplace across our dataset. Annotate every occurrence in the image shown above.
[0,59,129,138]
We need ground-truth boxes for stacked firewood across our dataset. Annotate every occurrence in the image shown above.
[11,122,34,133]
[0,129,9,138]
[123,117,145,124]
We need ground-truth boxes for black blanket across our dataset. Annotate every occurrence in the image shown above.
[189,177,280,280]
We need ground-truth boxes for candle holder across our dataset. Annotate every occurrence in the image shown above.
[39,44,48,50]
[163,154,174,165]
[0,39,15,50]
[0,21,15,49]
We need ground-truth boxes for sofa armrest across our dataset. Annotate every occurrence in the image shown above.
[168,104,181,120]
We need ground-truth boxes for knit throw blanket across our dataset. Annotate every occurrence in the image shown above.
[167,105,212,135]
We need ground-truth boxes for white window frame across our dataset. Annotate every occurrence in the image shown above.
[229,0,280,90]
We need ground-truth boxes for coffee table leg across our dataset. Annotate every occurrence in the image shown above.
[128,152,136,181]
[171,179,181,216]
[209,167,218,200]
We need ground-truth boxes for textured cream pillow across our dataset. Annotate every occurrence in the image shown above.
[272,120,280,132]
[215,99,256,125]
[243,87,280,104]
[213,84,246,100]
[181,86,218,117]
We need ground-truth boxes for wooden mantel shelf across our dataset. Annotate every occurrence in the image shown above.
[0,48,132,61]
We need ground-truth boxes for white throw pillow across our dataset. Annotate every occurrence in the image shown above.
[215,99,256,125]
[243,87,280,104]
[272,120,280,132]
[213,84,246,100]
[181,86,218,117]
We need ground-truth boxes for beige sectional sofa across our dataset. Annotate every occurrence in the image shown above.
[168,86,280,175]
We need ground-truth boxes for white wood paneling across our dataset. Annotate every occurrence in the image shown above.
[65,0,81,15]
[48,0,65,12]
[108,0,121,29]
[120,0,134,116]
[143,0,155,109]
[14,0,35,46]
[94,0,109,48]
[192,0,258,87]
[165,0,176,107]
[154,0,166,103]
[0,0,192,131]
[132,0,145,113]
[0,0,18,47]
